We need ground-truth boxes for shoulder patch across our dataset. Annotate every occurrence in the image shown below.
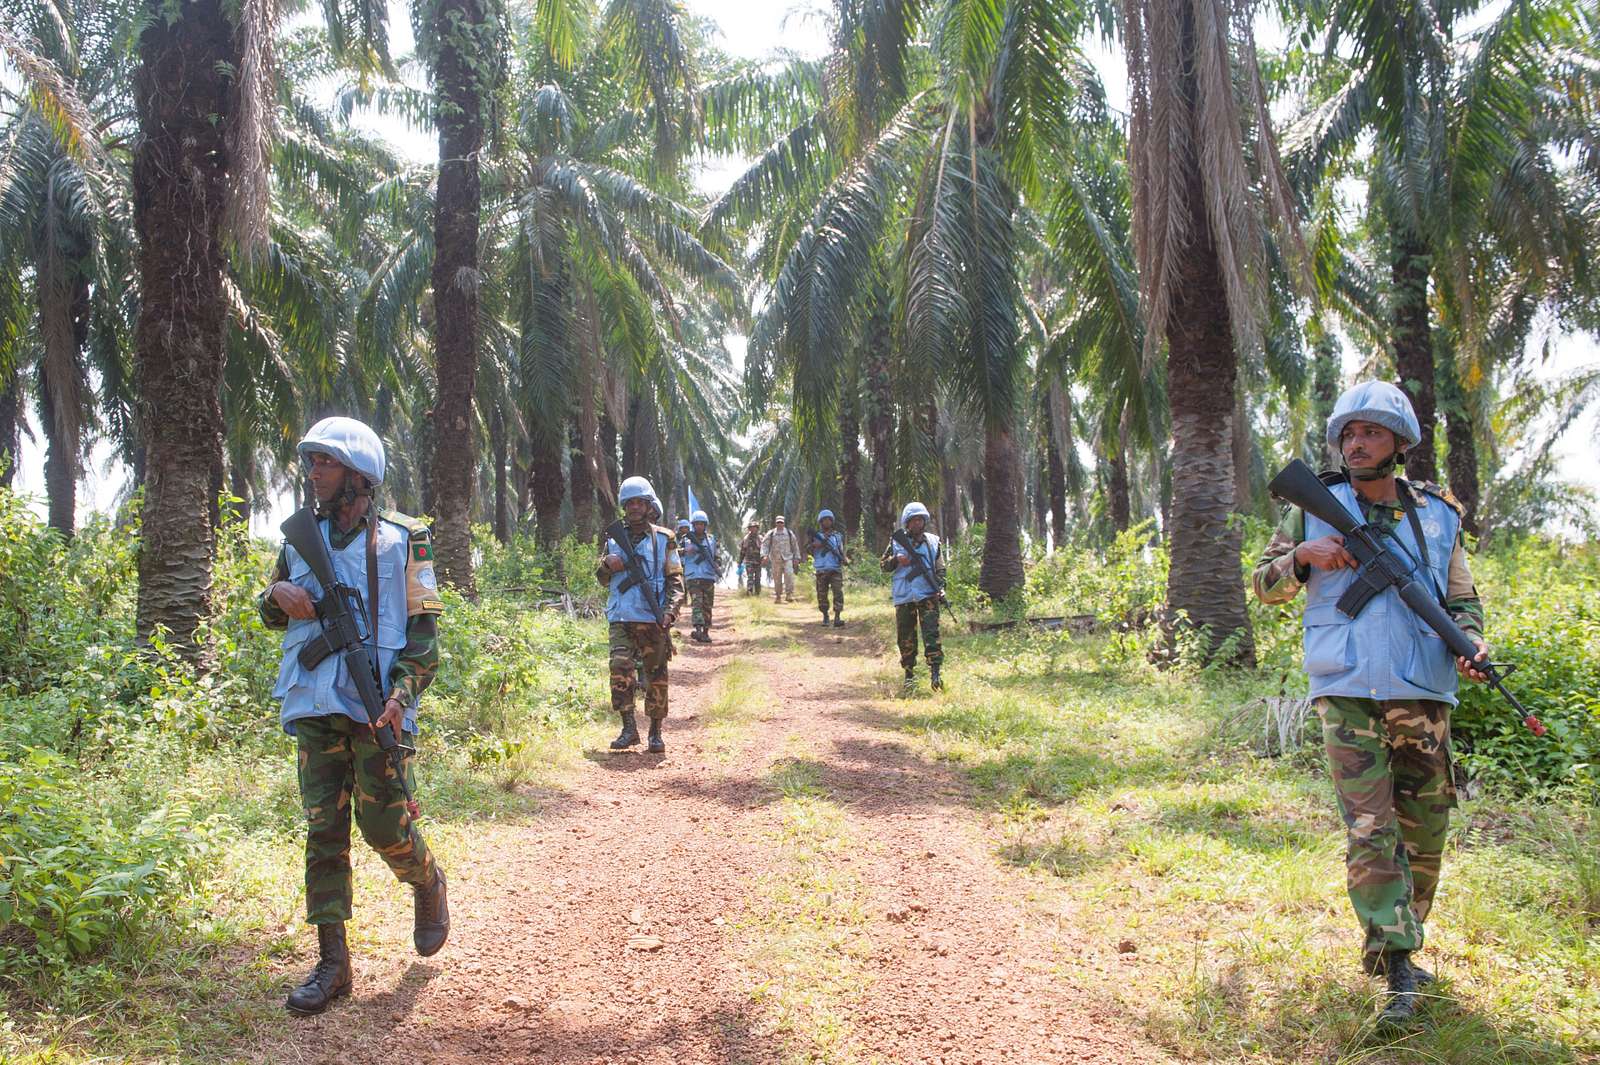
[381,509,432,535]
[412,539,434,563]
[1412,480,1464,516]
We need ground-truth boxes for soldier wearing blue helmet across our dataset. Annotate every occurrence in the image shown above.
[260,416,449,1015]
[879,501,947,692]
[682,508,721,643]
[597,476,685,753]
[808,508,850,626]
[1253,381,1492,1028]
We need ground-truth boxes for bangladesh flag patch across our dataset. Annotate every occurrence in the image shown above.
[412,541,434,562]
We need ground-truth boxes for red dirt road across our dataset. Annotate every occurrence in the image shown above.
[262,598,1170,1065]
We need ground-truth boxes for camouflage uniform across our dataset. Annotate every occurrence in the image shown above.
[1254,480,1482,962]
[260,509,444,924]
[687,579,716,632]
[595,524,685,722]
[739,530,763,594]
[815,569,844,615]
[880,538,946,669]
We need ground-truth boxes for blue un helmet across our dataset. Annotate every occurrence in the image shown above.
[691,509,709,525]
[618,476,662,521]
[298,416,386,488]
[900,501,930,527]
[676,518,691,531]
[1327,381,1421,480]
[817,508,835,524]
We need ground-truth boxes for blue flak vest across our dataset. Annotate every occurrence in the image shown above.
[273,514,413,735]
[683,533,719,582]
[891,532,942,605]
[605,525,673,622]
[1301,480,1462,704]
[812,530,845,573]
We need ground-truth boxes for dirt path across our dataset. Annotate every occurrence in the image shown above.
[263,597,1171,1065]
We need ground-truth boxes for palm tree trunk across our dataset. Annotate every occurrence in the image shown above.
[530,430,564,548]
[428,0,488,595]
[865,315,894,547]
[598,411,619,517]
[1047,427,1067,546]
[968,477,986,525]
[1031,439,1048,543]
[1390,226,1438,483]
[36,363,75,537]
[977,421,1025,600]
[227,444,254,527]
[490,406,509,544]
[569,421,595,540]
[840,366,863,537]
[132,0,234,655]
[0,370,18,488]
[940,467,960,540]
[1435,345,1479,533]
[1165,183,1254,664]
[1107,444,1131,532]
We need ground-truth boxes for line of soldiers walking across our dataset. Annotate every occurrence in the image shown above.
[262,378,1490,1031]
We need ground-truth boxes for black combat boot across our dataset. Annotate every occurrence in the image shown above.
[820,611,830,625]
[1365,951,1434,986]
[930,664,944,691]
[285,922,352,1015]
[610,711,640,750]
[1376,950,1420,1027]
[413,866,450,957]
[833,614,844,628]
[646,717,666,754]
[902,667,916,695]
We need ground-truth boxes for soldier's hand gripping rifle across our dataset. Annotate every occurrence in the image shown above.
[689,531,725,580]
[808,529,841,568]
[890,528,958,621]
[605,519,671,630]
[280,507,423,817]
[1268,458,1545,736]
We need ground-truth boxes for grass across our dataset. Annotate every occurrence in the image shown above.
[881,622,1600,1065]
[737,722,877,1062]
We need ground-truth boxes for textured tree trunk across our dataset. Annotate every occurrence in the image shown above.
[839,367,863,538]
[940,466,960,541]
[598,412,619,517]
[1436,345,1480,533]
[227,444,254,528]
[1031,439,1048,543]
[1160,0,1253,664]
[977,421,1025,599]
[490,406,508,544]
[37,363,76,537]
[530,430,564,548]
[132,0,234,656]
[569,421,595,539]
[1390,226,1437,483]
[0,371,18,488]
[968,476,986,525]
[865,314,895,547]
[1232,390,1254,516]
[1108,444,1131,532]
[428,0,487,594]
[1046,426,1066,546]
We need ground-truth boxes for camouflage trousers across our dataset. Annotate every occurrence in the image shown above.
[295,713,436,925]
[1317,695,1456,959]
[743,559,761,594]
[815,570,844,614]
[895,599,943,669]
[687,578,715,631]
[609,621,672,720]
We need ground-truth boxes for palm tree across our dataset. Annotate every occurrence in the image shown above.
[1124,0,1300,663]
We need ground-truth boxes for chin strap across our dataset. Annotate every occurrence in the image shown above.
[1344,451,1402,482]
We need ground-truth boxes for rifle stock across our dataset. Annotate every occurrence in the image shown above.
[1267,459,1545,736]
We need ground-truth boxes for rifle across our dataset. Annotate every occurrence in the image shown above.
[808,528,841,567]
[890,528,957,620]
[688,531,723,579]
[1268,458,1545,736]
[605,519,670,628]
[280,507,422,817]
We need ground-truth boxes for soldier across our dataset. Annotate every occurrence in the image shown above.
[674,518,693,628]
[682,509,720,643]
[597,476,685,754]
[739,519,763,596]
[762,515,801,603]
[879,501,946,692]
[1253,381,1490,1027]
[260,417,449,1016]
[808,508,849,627]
